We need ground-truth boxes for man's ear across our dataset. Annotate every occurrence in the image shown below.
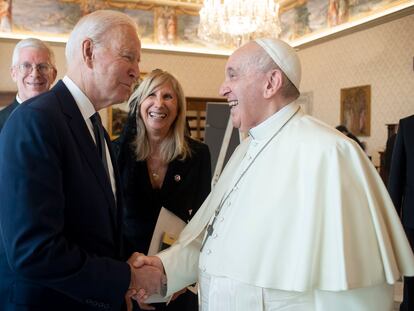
[82,38,94,68]
[10,66,17,83]
[263,69,282,99]
[50,67,57,84]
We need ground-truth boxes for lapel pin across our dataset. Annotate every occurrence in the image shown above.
[174,174,181,182]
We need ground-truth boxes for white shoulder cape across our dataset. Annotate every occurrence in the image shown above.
[158,104,414,295]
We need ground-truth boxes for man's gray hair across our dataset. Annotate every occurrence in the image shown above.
[11,38,56,67]
[65,10,138,64]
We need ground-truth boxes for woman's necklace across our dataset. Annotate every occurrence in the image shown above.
[151,171,160,181]
[147,154,167,188]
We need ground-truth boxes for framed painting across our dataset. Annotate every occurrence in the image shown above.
[340,85,371,136]
[107,101,130,140]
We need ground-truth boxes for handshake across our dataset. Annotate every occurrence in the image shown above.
[126,253,166,310]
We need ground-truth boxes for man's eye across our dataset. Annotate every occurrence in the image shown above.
[122,54,133,61]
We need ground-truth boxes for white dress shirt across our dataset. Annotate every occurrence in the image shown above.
[62,76,116,196]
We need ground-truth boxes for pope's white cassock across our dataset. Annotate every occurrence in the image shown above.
[157,102,414,311]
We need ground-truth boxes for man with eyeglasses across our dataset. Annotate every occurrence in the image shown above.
[0,38,57,131]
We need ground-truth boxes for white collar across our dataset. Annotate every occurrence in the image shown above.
[62,75,96,121]
[249,101,299,141]
[16,94,23,104]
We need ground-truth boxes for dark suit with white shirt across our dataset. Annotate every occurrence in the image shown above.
[0,81,130,310]
[388,114,414,311]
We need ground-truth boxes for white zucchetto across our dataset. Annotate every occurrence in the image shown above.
[255,38,301,90]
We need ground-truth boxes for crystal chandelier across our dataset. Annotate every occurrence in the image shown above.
[198,0,281,47]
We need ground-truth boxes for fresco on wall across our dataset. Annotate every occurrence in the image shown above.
[11,0,80,34]
[279,0,409,43]
[0,0,412,53]
[123,9,154,43]
[177,14,200,45]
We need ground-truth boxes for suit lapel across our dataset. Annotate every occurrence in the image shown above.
[105,130,124,248]
[53,81,117,213]
[10,100,19,111]
[2,100,19,119]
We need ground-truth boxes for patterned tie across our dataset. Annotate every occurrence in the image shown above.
[90,112,110,179]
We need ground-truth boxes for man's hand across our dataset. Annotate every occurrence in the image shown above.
[126,253,166,303]
[125,288,137,311]
[131,254,164,272]
[128,253,166,303]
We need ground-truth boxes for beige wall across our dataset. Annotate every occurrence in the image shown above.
[1,12,413,165]
[298,13,414,165]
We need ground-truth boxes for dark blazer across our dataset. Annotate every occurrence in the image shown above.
[119,138,212,256]
[0,99,19,132]
[388,114,414,229]
[0,81,130,311]
[116,121,211,311]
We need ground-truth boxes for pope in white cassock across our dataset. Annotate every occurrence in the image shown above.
[134,38,414,311]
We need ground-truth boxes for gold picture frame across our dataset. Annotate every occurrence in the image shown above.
[340,85,371,137]
[107,102,130,140]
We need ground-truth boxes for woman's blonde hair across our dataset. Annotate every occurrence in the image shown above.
[128,69,191,162]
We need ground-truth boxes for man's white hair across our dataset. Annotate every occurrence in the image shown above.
[65,10,138,64]
[11,38,56,67]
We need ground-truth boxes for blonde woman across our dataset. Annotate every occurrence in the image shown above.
[116,69,211,311]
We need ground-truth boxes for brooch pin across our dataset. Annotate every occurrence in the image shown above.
[174,174,181,182]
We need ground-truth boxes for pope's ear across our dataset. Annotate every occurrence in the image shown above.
[82,38,94,68]
[263,69,282,99]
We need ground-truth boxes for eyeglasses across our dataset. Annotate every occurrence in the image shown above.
[16,62,54,75]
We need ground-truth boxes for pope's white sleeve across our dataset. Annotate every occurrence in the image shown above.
[156,231,203,296]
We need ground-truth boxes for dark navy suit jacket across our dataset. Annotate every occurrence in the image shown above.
[388,114,414,229]
[0,81,130,310]
[0,99,19,132]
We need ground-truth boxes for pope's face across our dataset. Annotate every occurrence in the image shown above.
[11,47,57,101]
[140,82,178,137]
[219,43,268,132]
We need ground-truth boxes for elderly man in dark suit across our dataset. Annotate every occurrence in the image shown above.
[388,114,414,311]
[0,38,57,131]
[0,10,164,311]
